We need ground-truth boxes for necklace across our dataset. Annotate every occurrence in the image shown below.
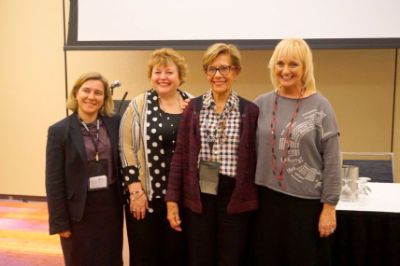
[269,89,304,189]
[156,90,183,151]
[158,91,182,114]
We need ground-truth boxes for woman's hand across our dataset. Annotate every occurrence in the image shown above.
[59,230,71,238]
[180,98,191,111]
[166,201,182,232]
[129,182,148,220]
[318,203,336,238]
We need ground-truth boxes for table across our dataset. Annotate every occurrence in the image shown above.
[336,182,400,213]
[332,183,400,266]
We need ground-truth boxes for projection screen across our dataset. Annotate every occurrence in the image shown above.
[66,0,400,50]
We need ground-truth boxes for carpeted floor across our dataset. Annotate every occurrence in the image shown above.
[0,200,64,266]
[0,199,130,265]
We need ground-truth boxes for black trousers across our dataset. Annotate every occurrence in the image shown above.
[184,175,253,266]
[60,183,123,266]
[125,198,186,266]
[252,186,332,266]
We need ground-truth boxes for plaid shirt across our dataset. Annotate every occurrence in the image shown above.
[199,90,240,177]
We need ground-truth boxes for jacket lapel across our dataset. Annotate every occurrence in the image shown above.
[69,114,87,162]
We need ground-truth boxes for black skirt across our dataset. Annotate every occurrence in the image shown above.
[252,186,332,266]
[60,183,123,266]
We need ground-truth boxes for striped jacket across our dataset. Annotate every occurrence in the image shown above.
[119,89,191,205]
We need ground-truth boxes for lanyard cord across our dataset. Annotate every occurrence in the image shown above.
[270,91,303,189]
[81,119,100,161]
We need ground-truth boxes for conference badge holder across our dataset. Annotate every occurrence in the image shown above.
[199,160,221,195]
[87,158,108,191]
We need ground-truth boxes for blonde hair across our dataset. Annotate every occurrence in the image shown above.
[268,38,316,91]
[147,48,188,85]
[202,43,242,72]
[66,72,114,116]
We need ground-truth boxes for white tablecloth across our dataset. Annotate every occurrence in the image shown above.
[336,182,400,213]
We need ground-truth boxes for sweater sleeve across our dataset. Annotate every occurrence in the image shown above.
[321,135,341,205]
[119,98,142,184]
[318,97,341,205]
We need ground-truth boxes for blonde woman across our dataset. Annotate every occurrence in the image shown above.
[46,72,123,266]
[253,38,341,265]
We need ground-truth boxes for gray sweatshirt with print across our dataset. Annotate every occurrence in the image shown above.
[254,91,341,205]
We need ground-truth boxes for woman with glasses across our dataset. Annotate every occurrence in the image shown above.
[119,48,191,266]
[165,43,259,266]
[253,38,341,265]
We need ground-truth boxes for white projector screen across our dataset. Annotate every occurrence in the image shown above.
[66,0,400,50]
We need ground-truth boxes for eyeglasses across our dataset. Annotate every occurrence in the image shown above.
[206,65,235,76]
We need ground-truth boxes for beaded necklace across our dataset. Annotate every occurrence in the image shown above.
[269,89,304,189]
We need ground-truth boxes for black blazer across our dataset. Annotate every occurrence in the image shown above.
[45,113,121,235]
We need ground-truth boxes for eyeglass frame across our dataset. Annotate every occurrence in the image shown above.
[205,65,237,76]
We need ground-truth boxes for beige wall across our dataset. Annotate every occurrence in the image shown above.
[0,1,399,197]
[67,49,396,151]
[0,0,66,196]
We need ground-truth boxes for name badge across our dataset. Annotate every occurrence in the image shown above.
[89,175,108,190]
[87,159,108,191]
[199,160,221,195]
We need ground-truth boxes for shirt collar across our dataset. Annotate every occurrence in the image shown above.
[202,89,239,112]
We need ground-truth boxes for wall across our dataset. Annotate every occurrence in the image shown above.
[0,0,65,196]
[0,1,399,198]
[67,50,396,149]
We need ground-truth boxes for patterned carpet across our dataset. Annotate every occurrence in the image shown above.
[0,200,64,266]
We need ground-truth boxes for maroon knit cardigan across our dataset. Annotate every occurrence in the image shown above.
[165,95,259,214]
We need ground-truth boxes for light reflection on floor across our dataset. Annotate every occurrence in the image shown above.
[0,200,63,265]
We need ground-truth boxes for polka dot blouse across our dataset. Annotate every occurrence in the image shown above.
[145,89,182,198]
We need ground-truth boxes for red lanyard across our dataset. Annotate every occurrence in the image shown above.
[269,91,303,189]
